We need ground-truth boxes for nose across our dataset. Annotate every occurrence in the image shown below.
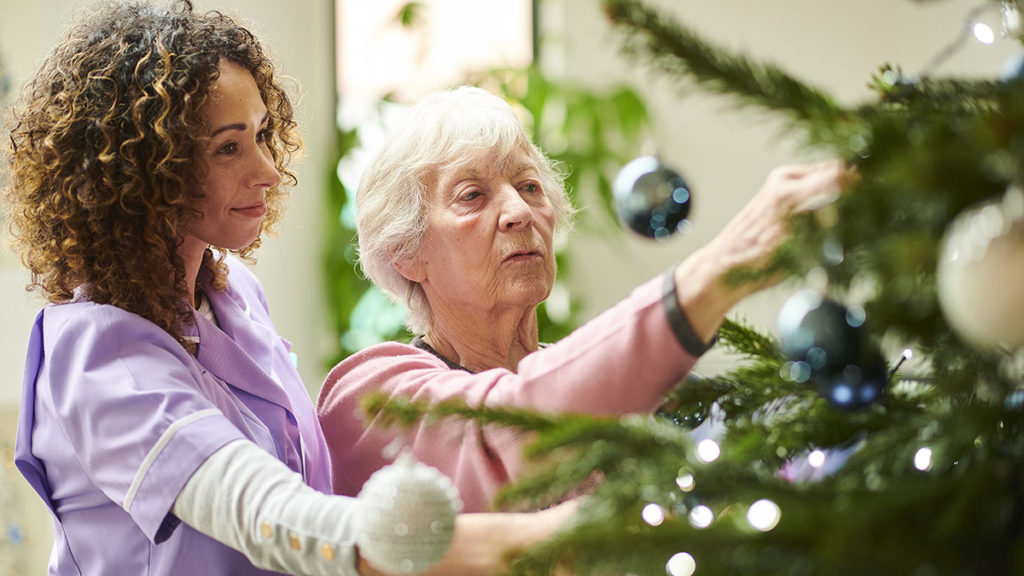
[251,145,283,189]
[497,183,533,231]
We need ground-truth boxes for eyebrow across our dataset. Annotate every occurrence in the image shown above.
[210,111,271,138]
[452,159,536,180]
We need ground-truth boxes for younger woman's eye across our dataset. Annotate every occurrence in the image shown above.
[256,128,273,143]
[217,142,238,155]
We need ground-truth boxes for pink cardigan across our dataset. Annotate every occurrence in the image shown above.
[317,273,706,512]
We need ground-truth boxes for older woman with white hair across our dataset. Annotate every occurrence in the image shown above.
[318,85,848,512]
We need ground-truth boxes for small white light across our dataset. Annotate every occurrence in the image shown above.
[676,473,695,492]
[914,447,933,471]
[746,499,782,532]
[642,503,665,527]
[974,22,996,44]
[688,505,714,528]
[666,552,696,576]
[696,439,721,463]
[807,449,827,468]
[903,348,914,361]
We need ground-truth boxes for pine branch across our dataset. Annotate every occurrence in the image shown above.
[717,317,781,360]
[360,392,560,433]
[601,0,852,148]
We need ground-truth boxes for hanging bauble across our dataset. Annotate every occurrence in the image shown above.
[778,290,866,374]
[778,290,888,410]
[811,346,888,411]
[355,450,463,574]
[937,187,1024,349]
[658,398,710,429]
[613,156,693,241]
[656,374,712,429]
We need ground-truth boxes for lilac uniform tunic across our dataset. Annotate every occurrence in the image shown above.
[15,257,332,575]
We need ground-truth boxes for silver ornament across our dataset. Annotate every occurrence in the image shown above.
[613,156,693,241]
[937,187,1024,349]
[355,450,463,574]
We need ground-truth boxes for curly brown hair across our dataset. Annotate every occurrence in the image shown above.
[1,0,301,349]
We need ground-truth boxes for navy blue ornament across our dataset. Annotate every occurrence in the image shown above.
[613,156,693,241]
[778,290,888,411]
[812,346,888,411]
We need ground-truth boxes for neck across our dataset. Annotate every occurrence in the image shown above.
[178,237,209,309]
[425,306,540,372]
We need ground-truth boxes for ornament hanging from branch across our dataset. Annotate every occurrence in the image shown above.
[613,156,693,241]
[777,290,888,410]
[937,186,1024,350]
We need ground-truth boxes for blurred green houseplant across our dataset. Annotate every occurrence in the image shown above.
[322,7,651,368]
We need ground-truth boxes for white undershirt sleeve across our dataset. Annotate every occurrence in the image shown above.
[173,439,362,576]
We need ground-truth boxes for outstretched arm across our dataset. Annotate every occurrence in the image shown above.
[174,439,575,576]
[673,160,849,343]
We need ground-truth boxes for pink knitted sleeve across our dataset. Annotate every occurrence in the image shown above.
[316,274,702,511]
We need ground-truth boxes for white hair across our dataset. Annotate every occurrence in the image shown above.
[355,86,574,334]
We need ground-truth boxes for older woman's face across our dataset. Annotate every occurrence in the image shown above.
[401,148,557,320]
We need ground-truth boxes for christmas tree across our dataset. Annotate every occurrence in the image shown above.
[370,0,1024,574]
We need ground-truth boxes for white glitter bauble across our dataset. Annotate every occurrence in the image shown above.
[937,187,1024,349]
[355,450,463,574]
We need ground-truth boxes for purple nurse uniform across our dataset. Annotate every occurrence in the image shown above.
[15,257,331,575]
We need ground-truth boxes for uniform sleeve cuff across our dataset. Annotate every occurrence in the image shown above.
[662,270,716,357]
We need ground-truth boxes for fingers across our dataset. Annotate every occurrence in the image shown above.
[768,159,852,216]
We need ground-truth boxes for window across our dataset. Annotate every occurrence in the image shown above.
[335,0,534,109]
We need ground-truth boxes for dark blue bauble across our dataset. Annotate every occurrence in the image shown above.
[778,290,888,410]
[613,156,693,241]
[778,291,864,372]
[813,347,888,411]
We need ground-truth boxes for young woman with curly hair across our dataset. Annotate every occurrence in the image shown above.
[2,2,573,575]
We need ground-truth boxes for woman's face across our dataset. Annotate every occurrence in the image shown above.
[183,59,282,254]
[399,147,557,319]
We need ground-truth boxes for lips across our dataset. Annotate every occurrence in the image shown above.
[232,202,267,218]
[502,249,542,263]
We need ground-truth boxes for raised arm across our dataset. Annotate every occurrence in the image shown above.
[672,160,849,343]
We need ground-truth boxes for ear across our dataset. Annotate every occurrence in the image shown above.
[392,255,427,283]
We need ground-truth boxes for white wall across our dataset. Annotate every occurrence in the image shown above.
[0,0,1016,571]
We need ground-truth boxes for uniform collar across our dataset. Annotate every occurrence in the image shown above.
[190,281,293,411]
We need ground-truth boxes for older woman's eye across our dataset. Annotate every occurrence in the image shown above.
[460,190,482,201]
[521,182,540,193]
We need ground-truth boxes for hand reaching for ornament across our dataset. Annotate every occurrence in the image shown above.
[358,499,580,576]
[670,159,852,344]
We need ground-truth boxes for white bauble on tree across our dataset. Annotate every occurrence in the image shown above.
[355,450,463,574]
[937,187,1024,349]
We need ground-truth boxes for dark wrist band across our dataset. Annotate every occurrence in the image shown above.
[662,270,716,357]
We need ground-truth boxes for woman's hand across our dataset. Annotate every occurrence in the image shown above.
[673,160,851,343]
[358,500,580,576]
